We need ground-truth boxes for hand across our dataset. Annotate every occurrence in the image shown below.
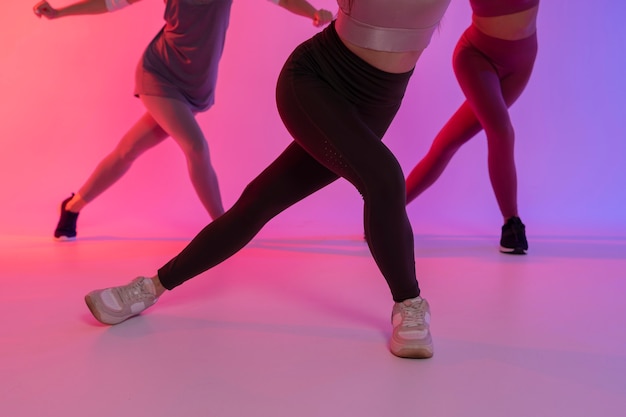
[33,1,59,19]
[313,9,334,27]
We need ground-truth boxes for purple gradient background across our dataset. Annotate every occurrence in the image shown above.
[1,0,624,240]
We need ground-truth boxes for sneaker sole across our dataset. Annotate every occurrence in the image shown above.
[84,294,133,325]
[390,336,434,359]
[499,246,527,255]
[54,235,76,242]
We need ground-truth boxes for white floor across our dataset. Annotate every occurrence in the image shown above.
[1,234,625,417]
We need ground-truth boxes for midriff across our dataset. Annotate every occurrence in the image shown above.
[472,5,539,40]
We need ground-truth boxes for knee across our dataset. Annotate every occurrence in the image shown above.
[178,139,211,166]
[362,164,406,203]
[113,132,159,163]
[233,180,279,223]
[183,138,209,156]
[486,121,515,147]
[431,135,466,159]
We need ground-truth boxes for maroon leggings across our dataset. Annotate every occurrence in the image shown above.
[406,25,538,218]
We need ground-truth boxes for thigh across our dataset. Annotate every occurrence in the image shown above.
[276,71,404,195]
[114,112,169,157]
[453,44,512,133]
[500,58,536,107]
[238,141,339,216]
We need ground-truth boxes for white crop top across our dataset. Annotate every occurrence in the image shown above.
[335,0,452,52]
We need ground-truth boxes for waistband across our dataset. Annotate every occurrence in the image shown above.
[290,22,414,108]
[335,9,438,53]
[464,24,538,47]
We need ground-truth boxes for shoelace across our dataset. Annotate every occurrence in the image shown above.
[401,300,426,328]
[116,279,154,304]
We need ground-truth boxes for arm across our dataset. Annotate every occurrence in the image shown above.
[33,0,142,19]
[269,0,334,27]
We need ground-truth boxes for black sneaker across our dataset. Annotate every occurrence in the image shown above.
[499,216,528,254]
[54,194,79,241]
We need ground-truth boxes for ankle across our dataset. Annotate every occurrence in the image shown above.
[66,193,87,213]
[503,215,520,223]
[149,275,167,297]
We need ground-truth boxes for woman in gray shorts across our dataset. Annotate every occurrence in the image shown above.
[33,0,333,240]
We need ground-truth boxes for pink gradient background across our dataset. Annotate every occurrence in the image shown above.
[1,0,624,240]
[2,5,626,414]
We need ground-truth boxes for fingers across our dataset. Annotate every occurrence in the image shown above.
[33,1,54,18]
[33,1,46,16]
[313,9,334,27]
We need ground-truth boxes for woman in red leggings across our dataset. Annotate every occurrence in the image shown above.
[405,0,539,254]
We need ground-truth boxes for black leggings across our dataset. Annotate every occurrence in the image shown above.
[158,22,419,302]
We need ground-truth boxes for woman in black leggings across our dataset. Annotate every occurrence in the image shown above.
[85,0,452,359]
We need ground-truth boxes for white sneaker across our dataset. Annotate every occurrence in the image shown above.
[85,277,159,325]
[390,296,433,358]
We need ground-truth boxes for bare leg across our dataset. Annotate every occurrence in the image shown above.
[140,95,224,219]
[65,112,169,212]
